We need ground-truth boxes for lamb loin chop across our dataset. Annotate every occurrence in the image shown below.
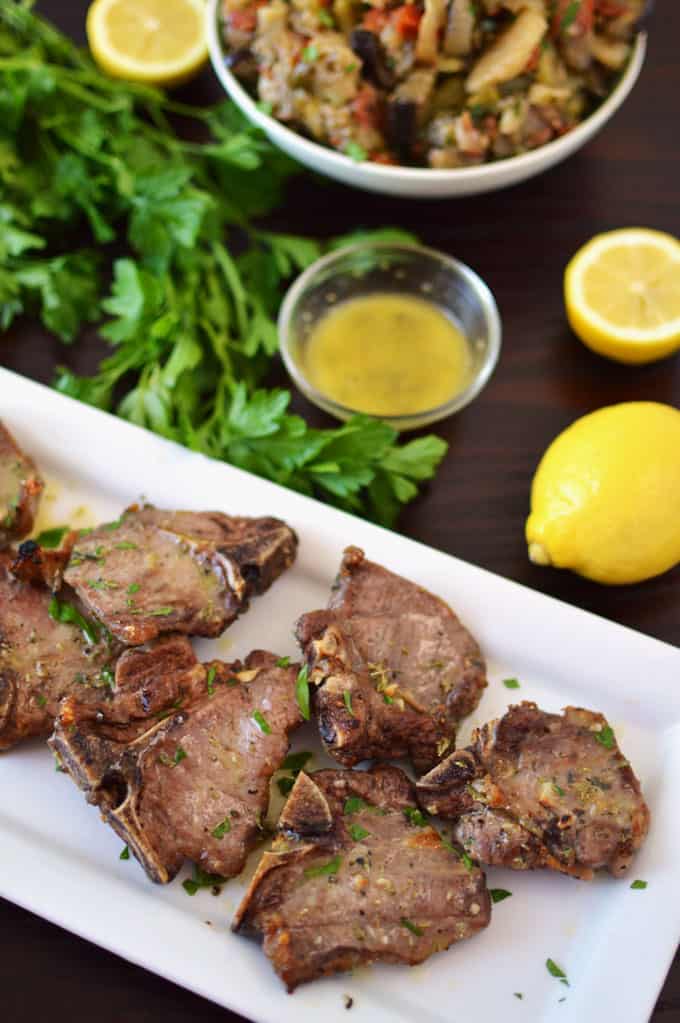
[0,420,43,547]
[63,505,298,645]
[417,702,650,879]
[233,765,491,991]
[50,650,303,884]
[0,551,117,751]
[296,547,486,774]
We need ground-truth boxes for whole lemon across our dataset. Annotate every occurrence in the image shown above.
[526,402,680,585]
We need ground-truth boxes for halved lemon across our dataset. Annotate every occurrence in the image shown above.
[564,228,680,365]
[87,0,208,88]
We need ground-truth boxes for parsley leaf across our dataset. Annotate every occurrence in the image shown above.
[296,665,311,721]
[594,725,615,749]
[503,677,520,689]
[304,855,342,880]
[343,689,354,716]
[403,807,428,827]
[490,888,512,903]
[253,710,271,734]
[275,656,291,668]
[400,918,423,936]
[348,824,370,842]
[35,525,70,548]
[182,864,227,895]
[630,879,647,890]
[344,797,368,815]
[282,751,313,773]
[546,959,569,986]
[120,845,130,861]
[211,818,231,839]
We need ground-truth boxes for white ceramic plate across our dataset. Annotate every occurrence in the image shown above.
[1,367,678,1023]
[206,0,647,199]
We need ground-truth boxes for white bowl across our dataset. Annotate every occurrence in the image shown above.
[206,0,646,199]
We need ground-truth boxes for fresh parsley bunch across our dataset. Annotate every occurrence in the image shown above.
[0,2,447,525]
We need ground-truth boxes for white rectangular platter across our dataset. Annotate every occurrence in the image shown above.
[1,367,679,1023]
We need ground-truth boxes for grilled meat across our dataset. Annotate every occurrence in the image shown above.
[0,552,118,751]
[233,765,491,991]
[0,421,43,548]
[417,702,650,879]
[63,505,298,645]
[296,546,486,773]
[50,651,303,884]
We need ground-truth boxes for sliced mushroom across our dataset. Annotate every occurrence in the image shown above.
[225,47,259,78]
[589,32,631,69]
[466,7,548,93]
[443,0,476,56]
[415,0,448,64]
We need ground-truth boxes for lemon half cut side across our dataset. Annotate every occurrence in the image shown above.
[565,228,680,365]
[87,0,208,87]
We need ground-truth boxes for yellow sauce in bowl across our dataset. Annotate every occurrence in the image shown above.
[300,293,472,417]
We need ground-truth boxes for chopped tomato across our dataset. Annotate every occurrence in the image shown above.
[551,0,594,36]
[227,4,258,32]
[596,0,628,16]
[362,8,389,32]
[391,4,422,40]
[372,151,397,165]
[352,84,381,130]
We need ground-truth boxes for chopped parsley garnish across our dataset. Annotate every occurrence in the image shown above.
[304,855,341,880]
[490,888,512,903]
[553,783,565,796]
[503,677,520,689]
[35,525,70,548]
[383,693,394,705]
[211,818,231,839]
[318,9,334,26]
[459,849,474,871]
[400,918,423,937]
[36,693,47,708]
[630,879,647,890]
[115,541,138,550]
[100,668,114,689]
[277,776,295,796]
[206,665,217,697]
[403,807,428,827]
[120,845,130,860]
[149,606,174,617]
[296,664,311,720]
[514,993,523,1000]
[253,710,271,734]
[302,44,319,62]
[159,746,187,767]
[345,141,367,162]
[127,582,140,594]
[345,62,357,72]
[560,0,580,32]
[546,958,569,986]
[182,864,227,896]
[275,656,291,668]
[48,595,100,646]
[594,724,615,749]
[348,824,370,842]
[282,751,313,773]
[343,689,354,716]
[343,796,368,815]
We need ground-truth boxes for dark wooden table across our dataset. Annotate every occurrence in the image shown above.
[1,2,678,1020]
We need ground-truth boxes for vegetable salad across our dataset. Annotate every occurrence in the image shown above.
[221,0,645,167]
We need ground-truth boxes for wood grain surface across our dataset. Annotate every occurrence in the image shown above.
[0,1,678,1020]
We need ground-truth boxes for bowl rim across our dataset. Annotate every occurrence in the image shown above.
[206,0,647,184]
[276,240,503,428]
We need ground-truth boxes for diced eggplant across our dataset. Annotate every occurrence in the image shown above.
[350,28,396,89]
[387,69,436,155]
[225,47,258,79]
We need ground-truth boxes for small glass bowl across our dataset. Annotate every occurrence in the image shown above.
[278,241,502,431]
